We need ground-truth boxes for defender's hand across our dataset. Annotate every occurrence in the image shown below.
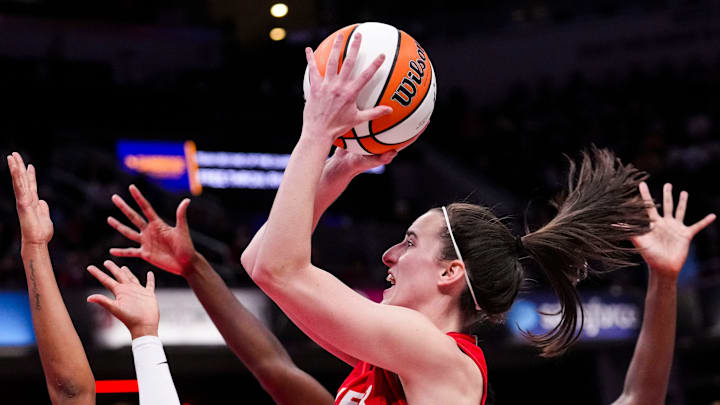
[632,182,715,279]
[108,185,195,276]
[87,260,159,339]
[8,152,53,246]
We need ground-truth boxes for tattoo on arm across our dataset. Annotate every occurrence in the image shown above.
[29,260,41,310]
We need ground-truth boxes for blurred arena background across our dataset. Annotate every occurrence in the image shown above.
[1,0,720,403]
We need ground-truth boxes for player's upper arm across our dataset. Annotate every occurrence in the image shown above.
[254,263,463,379]
[283,311,359,367]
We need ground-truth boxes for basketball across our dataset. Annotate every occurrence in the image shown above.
[303,22,437,155]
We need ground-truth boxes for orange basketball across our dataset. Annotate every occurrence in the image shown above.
[303,22,437,155]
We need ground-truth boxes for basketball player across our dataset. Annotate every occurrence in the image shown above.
[107,178,710,405]
[238,33,717,404]
[7,152,181,405]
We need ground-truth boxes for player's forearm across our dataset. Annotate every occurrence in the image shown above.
[20,243,95,404]
[241,156,353,275]
[186,254,334,404]
[312,156,356,229]
[245,137,341,278]
[618,270,677,404]
[186,252,295,370]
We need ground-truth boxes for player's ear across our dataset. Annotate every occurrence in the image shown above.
[438,260,466,290]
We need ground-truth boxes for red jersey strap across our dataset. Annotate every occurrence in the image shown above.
[447,332,488,405]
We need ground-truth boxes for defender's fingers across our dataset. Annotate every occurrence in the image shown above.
[13,152,28,178]
[86,294,117,313]
[325,33,345,79]
[689,214,716,237]
[112,194,147,230]
[175,199,191,232]
[26,164,39,203]
[350,53,386,95]
[339,33,362,81]
[638,182,659,220]
[87,265,120,291]
[121,266,140,285]
[8,154,27,198]
[662,183,674,218]
[675,191,688,222]
[129,185,159,222]
[305,47,322,87]
[39,200,50,218]
[109,247,143,258]
[145,271,155,293]
[107,216,141,242]
[104,260,131,283]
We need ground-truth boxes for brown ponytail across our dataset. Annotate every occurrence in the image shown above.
[438,146,651,357]
[520,146,650,356]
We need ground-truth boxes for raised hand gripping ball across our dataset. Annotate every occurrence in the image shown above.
[304,22,437,155]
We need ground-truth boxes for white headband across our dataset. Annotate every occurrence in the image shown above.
[441,206,481,312]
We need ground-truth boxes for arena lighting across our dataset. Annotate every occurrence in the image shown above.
[269,27,287,41]
[270,3,288,18]
[507,293,640,341]
[117,141,384,192]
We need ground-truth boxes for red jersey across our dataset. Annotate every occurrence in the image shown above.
[334,332,487,405]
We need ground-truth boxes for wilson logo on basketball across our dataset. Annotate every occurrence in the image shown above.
[391,42,429,107]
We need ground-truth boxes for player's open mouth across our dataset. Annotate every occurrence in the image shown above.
[385,272,396,288]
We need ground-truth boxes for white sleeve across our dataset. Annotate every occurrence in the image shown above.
[131,335,181,405]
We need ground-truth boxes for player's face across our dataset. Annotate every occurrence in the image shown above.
[380,210,446,309]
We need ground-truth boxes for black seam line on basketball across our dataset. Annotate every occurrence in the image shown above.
[350,127,376,154]
[373,28,401,109]
[368,27,402,136]
[369,64,434,140]
[363,119,427,146]
[341,24,360,66]
[356,136,375,154]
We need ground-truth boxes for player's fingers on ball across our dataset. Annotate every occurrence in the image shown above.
[340,33,362,80]
[351,54,385,94]
[325,33,344,79]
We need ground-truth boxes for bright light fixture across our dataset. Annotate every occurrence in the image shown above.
[270,3,288,18]
[269,27,287,41]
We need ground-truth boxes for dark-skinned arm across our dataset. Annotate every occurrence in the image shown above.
[612,183,715,405]
[106,185,334,405]
[8,152,95,405]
